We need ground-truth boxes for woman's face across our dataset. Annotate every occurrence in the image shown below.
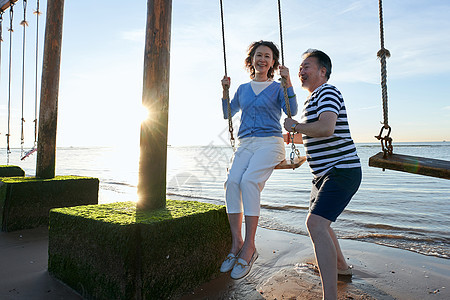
[252,45,274,76]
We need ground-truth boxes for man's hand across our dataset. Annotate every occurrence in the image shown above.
[284,118,298,132]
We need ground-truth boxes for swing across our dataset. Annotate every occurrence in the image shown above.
[21,0,41,160]
[1,0,40,162]
[368,0,450,180]
[219,0,306,170]
[4,1,15,164]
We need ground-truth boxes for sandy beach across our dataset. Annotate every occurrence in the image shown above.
[1,226,448,299]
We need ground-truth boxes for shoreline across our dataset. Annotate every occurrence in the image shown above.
[181,227,450,299]
[1,226,448,299]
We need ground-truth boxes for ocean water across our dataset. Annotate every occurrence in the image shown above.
[2,142,449,259]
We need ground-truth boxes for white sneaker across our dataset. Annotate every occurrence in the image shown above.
[230,250,258,279]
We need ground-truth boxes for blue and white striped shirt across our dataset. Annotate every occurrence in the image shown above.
[301,83,360,177]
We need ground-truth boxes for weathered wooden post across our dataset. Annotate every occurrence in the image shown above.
[137,0,172,210]
[36,0,65,179]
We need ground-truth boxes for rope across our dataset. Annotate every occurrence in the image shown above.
[219,0,235,151]
[277,0,291,117]
[277,0,285,66]
[0,12,3,92]
[277,0,299,165]
[0,13,3,158]
[377,0,390,128]
[219,0,227,78]
[20,0,28,158]
[375,0,393,157]
[33,0,41,149]
[6,1,15,164]
[277,0,291,118]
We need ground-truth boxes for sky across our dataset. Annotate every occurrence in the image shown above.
[0,0,449,150]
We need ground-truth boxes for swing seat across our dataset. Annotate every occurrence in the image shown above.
[369,152,450,180]
[275,155,307,170]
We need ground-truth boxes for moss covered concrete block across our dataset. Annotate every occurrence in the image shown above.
[48,200,231,300]
[0,165,25,177]
[0,176,99,232]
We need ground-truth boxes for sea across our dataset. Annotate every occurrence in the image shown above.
[2,142,449,260]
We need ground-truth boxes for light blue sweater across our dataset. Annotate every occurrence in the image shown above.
[222,81,297,139]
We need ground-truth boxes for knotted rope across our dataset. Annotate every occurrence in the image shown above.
[375,0,393,157]
[33,0,42,149]
[6,1,15,164]
[277,0,299,164]
[20,0,29,158]
[219,0,235,151]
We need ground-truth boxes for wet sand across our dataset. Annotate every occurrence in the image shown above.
[181,227,449,300]
[0,226,82,299]
[1,226,449,299]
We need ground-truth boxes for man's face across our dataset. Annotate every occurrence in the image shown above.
[298,56,326,93]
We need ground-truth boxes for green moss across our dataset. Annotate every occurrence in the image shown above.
[52,200,224,225]
[1,176,99,231]
[0,165,25,177]
[0,175,95,183]
[49,200,231,300]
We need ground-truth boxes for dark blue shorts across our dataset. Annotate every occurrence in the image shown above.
[309,167,362,222]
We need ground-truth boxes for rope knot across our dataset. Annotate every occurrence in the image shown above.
[377,48,391,59]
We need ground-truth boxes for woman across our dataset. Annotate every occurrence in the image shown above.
[220,40,298,279]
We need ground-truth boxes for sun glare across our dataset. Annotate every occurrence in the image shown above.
[139,105,152,123]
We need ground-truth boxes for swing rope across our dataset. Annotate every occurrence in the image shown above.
[0,12,3,83]
[277,0,301,165]
[6,1,14,164]
[368,0,450,179]
[33,0,41,149]
[19,0,40,161]
[21,0,39,160]
[219,0,235,152]
[20,0,28,158]
[374,0,392,158]
[219,0,304,169]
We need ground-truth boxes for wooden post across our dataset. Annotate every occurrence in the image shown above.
[137,0,172,210]
[36,0,64,179]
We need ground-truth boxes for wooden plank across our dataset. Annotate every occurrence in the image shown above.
[369,152,450,180]
[0,0,19,12]
[275,156,307,170]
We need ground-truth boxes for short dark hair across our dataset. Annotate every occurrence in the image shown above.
[245,40,280,79]
[302,49,332,80]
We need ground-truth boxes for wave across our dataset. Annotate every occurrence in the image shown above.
[166,191,224,204]
[102,181,136,188]
[345,234,450,259]
[257,223,450,259]
[341,209,384,218]
[261,203,309,211]
[348,233,450,244]
[362,223,450,236]
[266,187,311,194]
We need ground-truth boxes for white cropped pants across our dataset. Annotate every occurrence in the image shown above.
[225,136,285,216]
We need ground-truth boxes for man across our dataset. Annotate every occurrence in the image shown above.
[284,49,362,299]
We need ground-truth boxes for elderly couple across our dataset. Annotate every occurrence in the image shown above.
[219,41,361,300]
